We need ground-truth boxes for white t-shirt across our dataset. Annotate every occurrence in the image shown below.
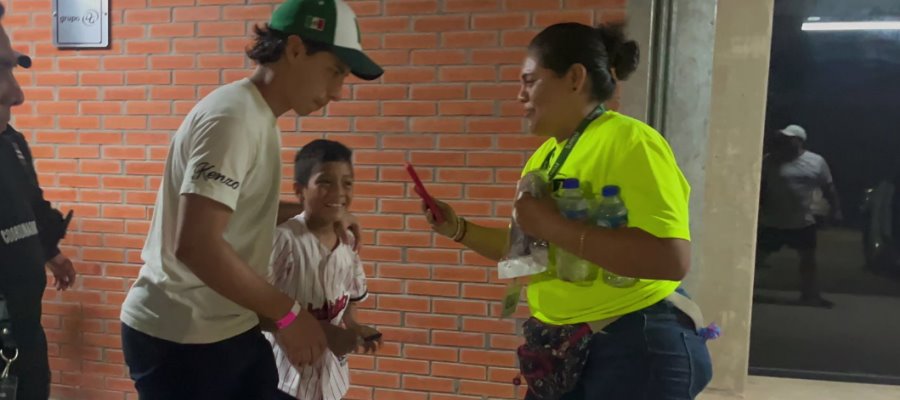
[264,213,368,400]
[121,78,282,344]
[760,150,833,230]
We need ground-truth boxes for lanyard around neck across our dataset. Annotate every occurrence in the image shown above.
[540,105,606,179]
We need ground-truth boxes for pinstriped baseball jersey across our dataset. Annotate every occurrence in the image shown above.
[264,213,367,400]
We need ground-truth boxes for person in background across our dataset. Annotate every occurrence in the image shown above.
[267,140,381,400]
[118,0,383,398]
[758,124,841,308]
[0,3,76,399]
[423,22,712,399]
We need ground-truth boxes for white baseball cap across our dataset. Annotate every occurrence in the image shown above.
[779,124,807,141]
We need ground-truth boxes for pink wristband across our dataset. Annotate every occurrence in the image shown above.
[275,301,302,330]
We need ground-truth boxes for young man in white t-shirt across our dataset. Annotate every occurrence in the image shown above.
[758,124,842,308]
[119,1,383,398]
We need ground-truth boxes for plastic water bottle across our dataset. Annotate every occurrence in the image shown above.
[554,179,598,283]
[595,185,639,288]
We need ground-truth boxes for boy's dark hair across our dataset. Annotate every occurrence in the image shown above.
[294,139,354,184]
[529,22,639,103]
[246,24,333,64]
[0,3,5,18]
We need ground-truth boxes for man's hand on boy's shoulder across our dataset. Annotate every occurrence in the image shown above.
[335,212,362,252]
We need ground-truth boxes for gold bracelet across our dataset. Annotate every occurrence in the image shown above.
[454,217,468,242]
[578,227,589,258]
[450,216,463,239]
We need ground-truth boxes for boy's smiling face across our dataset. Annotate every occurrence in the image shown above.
[295,161,354,224]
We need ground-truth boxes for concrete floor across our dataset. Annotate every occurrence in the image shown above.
[751,227,900,378]
[700,376,900,399]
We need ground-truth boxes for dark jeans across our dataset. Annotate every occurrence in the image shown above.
[558,299,713,400]
[121,323,279,400]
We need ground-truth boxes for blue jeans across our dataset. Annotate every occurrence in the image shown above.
[558,299,713,399]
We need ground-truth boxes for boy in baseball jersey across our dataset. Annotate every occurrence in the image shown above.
[267,139,381,400]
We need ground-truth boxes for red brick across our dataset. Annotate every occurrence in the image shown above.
[439,66,496,82]
[174,6,221,21]
[376,327,429,344]
[224,5,273,20]
[354,117,407,132]
[413,15,468,32]
[432,331,485,348]
[354,85,407,100]
[125,9,171,24]
[411,85,465,101]
[126,40,170,54]
[407,281,460,297]
[377,358,429,374]
[359,17,411,33]
[381,67,435,84]
[467,118,524,133]
[151,23,195,38]
[151,55,196,69]
[442,32,498,48]
[377,295,430,312]
[385,0,438,15]
[460,349,518,367]
[430,395,482,400]
[80,72,125,86]
[59,87,99,100]
[569,0,627,7]
[502,30,540,47]
[444,0,501,12]
[58,58,101,70]
[373,390,426,400]
[105,87,147,100]
[402,376,455,393]
[404,313,459,330]
[198,22,245,36]
[506,0,562,10]
[534,9,595,26]
[410,50,467,65]
[473,13,530,29]
[459,380,516,398]
[433,362,487,380]
[384,33,438,49]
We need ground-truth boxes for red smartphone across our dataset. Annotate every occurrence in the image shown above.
[405,162,446,225]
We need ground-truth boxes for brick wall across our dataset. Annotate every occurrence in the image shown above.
[7,0,626,399]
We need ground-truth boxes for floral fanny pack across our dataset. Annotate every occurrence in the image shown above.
[516,317,593,400]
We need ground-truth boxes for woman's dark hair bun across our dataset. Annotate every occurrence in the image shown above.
[528,21,641,102]
[596,23,640,81]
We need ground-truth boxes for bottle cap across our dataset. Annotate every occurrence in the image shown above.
[602,185,620,197]
[562,178,580,189]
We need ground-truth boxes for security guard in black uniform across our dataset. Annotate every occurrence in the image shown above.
[0,3,75,399]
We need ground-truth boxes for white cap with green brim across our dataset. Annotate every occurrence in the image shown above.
[269,0,383,81]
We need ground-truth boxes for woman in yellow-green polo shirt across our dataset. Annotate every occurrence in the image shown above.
[424,23,713,399]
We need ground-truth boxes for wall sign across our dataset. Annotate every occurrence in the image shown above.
[52,0,109,49]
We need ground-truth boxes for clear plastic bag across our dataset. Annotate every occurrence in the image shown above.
[498,171,551,280]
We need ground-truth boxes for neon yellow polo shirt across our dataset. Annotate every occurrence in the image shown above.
[522,111,691,325]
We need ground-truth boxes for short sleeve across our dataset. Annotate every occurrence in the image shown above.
[818,158,834,186]
[179,115,255,210]
[611,135,691,240]
[268,227,294,292]
[346,232,367,302]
